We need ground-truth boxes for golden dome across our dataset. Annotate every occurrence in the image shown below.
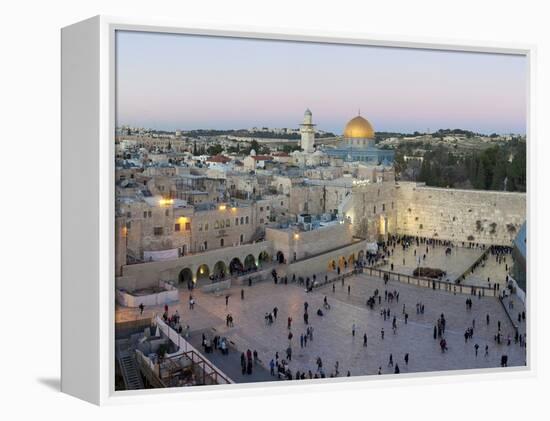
[343,115,375,139]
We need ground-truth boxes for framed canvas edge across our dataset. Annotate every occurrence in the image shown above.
[85,15,536,405]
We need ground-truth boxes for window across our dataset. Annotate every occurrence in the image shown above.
[260,207,264,212]
[126,222,131,229]
[205,223,209,231]
[204,241,208,250]
[226,219,230,227]
[126,211,131,218]
[374,206,376,214]
[240,234,244,243]
[220,238,224,247]
[198,223,203,231]
[240,217,244,224]
[215,221,219,229]
[245,216,249,224]
[267,206,270,210]
[148,211,152,218]
[154,227,163,236]
[175,223,181,232]
[235,218,239,226]
[260,218,264,224]
[281,201,284,206]
[382,204,386,212]
[165,209,169,216]
[143,211,147,218]
[185,222,191,231]
[392,202,394,209]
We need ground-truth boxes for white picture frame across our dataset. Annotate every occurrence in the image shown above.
[61,15,534,405]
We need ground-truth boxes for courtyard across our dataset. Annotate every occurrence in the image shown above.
[116,268,526,382]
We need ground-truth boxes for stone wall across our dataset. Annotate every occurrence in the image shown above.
[395,182,526,245]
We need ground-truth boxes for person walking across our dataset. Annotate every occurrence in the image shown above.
[139,303,144,315]
[348,285,351,295]
[225,295,229,307]
[388,354,393,367]
[474,343,479,357]
[287,316,292,329]
[404,353,409,365]
[363,333,368,347]
[352,322,356,337]
[241,289,244,300]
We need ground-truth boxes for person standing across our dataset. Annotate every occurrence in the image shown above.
[363,333,368,347]
[225,295,229,307]
[241,289,244,300]
[352,322,356,337]
[404,353,409,365]
[287,316,292,329]
[139,303,144,315]
[474,343,479,357]
[273,307,278,319]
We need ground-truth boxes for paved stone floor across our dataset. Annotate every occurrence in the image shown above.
[117,270,527,382]
[462,253,511,288]
[379,244,485,282]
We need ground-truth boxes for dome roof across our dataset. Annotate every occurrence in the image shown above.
[343,115,375,139]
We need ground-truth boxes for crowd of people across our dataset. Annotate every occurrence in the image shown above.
[140,234,526,383]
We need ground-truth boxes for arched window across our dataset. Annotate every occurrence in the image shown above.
[220,238,224,247]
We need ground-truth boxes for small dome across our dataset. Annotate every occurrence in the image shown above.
[250,149,256,156]
[304,108,312,116]
[343,115,375,139]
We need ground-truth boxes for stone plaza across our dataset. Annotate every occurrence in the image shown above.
[116,265,526,382]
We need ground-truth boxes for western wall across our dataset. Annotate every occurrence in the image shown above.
[393,182,526,245]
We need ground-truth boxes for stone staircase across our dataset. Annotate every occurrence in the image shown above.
[116,341,144,390]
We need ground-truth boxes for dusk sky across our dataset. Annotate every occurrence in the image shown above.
[116,30,527,135]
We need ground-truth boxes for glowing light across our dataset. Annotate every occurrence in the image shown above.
[219,204,227,211]
[159,198,174,206]
[293,233,300,240]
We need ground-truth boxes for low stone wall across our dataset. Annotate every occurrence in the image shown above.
[116,280,179,307]
[201,279,231,294]
[282,240,367,280]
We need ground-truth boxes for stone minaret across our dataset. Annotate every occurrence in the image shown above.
[300,108,316,153]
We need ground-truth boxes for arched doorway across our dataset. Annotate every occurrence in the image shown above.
[196,264,210,284]
[258,251,269,266]
[276,251,285,264]
[338,256,347,269]
[348,254,355,265]
[178,268,194,289]
[244,254,257,271]
[328,260,336,271]
[213,261,227,279]
[229,257,244,275]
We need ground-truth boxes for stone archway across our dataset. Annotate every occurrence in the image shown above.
[229,257,244,275]
[328,259,336,271]
[258,251,269,266]
[348,253,355,265]
[338,256,347,269]
[244,254,257,271]
[276,251,285,264]
[213,261,227,279]
[196,264,210,284]
[178,267,194,289]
